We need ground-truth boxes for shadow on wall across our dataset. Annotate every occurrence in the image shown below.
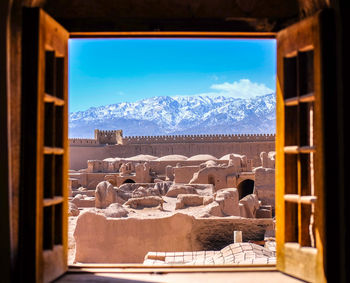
[123,179,136,184]
[237,179,255,200]
[208,175,215,186]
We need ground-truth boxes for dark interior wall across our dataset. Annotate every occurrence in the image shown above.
[42,0,300,32]
[36,0,335,34]
[298,0,330,18]
[337,0,348,280]
[1,1,24,281]
[8,1,23,276]
[0,0,12,282]
[324,1,347,282]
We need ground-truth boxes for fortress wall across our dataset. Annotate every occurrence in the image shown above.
[69,141,275,170]
[69,146,111,170]
[123,133,275,144]
[69,133,275,146]
[69,138,99,146]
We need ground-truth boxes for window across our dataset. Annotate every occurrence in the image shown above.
[20,7,331,283]
[67,37,276,266]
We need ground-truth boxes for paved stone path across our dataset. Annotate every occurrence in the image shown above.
[144,242,276,265]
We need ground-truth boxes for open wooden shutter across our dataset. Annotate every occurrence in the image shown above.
[275,10,333,283]
[20,8,69,283]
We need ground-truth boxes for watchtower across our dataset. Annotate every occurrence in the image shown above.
[94,129,123,145]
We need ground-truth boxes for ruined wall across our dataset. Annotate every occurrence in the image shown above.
[254,167,275,208]
[74,212,273,263]
[174,166,200,183]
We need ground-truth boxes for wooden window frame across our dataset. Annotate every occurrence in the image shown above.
[20,8,69,283]
[275,11,331,283]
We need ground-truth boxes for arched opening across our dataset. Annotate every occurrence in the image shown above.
[123,179,135,184]
[208,175,215,186]
[237,179,254,200]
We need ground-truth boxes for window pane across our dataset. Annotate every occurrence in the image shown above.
[55,57,64,99]
[298,50,314,95]
[45,51,55,95]
[299,102,314,147]
[300,203,313,247]
[54,203,63,245]
[285,202,298,242]
[300,154,311,196]
[43,206,54,250]
[55,155,63,196]
[285,105,298,146]
[44,102,55,147]
[55,106,63,148]
[44,154,54,199]
[284,56,297,99]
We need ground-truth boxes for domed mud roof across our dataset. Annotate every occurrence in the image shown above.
[156,154,188,161]
[103,157,120,162]
[187,154,217,161]
[125,154,159,161]
[219,154,231,160]
[219,153,244,160]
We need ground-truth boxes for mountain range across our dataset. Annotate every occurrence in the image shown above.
[69,93,276,138]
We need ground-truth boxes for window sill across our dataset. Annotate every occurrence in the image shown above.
[68,263,277,273]
[57,265,305,283]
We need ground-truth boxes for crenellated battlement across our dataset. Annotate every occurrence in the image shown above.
[95,129,124,145]
[70,130,276,169]
[69,138,99,146]
[69,130,276,146]
[123,133,276,144]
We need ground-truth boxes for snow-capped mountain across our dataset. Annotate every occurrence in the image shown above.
[69,93,276,138]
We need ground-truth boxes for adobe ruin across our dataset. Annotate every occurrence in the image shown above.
[68,133,276,264]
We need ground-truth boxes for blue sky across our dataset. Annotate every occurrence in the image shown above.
[69,38,276,112]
